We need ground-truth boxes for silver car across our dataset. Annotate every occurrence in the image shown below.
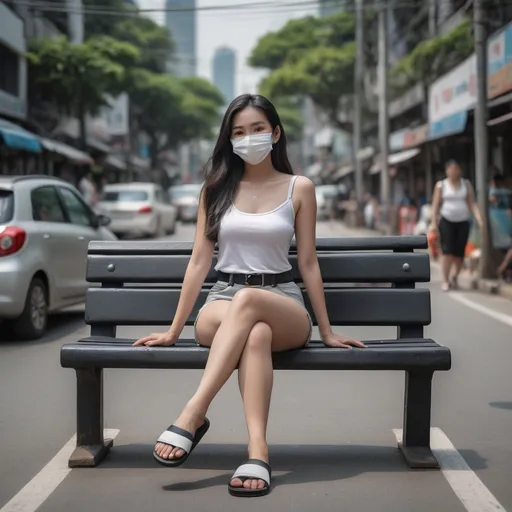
[0,175,116,340]
[97,182,178,238]
[169,183,202,223]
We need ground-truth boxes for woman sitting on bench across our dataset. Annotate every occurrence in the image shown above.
[133,94,364,497]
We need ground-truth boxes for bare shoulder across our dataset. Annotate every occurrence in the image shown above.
[294,175,315,196]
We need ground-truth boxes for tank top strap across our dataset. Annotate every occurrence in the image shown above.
[287,175,299,200]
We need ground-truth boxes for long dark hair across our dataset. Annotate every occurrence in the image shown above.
[202,94,294,242]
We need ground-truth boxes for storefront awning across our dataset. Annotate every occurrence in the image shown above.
[41,138,94,165]
[0,118,41,153]
[105,155,127,171]
[370,148,421,175]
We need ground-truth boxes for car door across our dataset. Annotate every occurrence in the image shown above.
[30,185,77,303]
[56,186,99,298]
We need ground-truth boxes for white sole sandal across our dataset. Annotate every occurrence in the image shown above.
[228,459,271,497]
[153,417,210,467]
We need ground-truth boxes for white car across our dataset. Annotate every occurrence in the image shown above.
[0,175,117,339]
[97,183,178,238]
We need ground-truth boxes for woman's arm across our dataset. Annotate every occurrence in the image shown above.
[133,192,214,346]
[466,182,484,228]
[430,181,442,229]
[294,177,365,349]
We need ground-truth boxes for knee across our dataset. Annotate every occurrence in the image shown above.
[245,321,272,351]
[231,287,262,311]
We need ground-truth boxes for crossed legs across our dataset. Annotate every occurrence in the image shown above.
[154,287,311,489]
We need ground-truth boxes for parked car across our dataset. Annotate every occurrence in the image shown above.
[169,183,202,222]
[97,182,178,238]
[0,175,116,340]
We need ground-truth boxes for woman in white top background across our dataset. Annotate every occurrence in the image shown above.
[133,94,364,497]
[430,160,483,291]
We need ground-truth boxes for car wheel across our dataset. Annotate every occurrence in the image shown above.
[12,277,48,340]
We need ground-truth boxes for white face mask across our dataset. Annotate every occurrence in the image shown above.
[231,132,273,165]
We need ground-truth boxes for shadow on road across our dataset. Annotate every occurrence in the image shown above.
[94,442,487,491]
[489,401,512,411]
[0,311,85,346]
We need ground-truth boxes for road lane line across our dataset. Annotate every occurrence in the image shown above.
[393,428,506,512]
[0,429,120,512]
[449,293,512,328]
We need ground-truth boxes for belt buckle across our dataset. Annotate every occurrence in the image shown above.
[244,274,252,286]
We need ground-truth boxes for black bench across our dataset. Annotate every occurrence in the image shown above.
[60,235,451,469]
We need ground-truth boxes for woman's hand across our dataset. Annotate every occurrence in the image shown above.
[132,331,178,347]
[322,331,366,349]
[429,222,438,233]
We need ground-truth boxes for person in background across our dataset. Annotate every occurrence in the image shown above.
[430,160,484,291]
[78,170,97,206]
[489,173,512,210]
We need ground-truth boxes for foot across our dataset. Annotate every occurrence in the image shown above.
[230,442,269,491]
[154,405,205,461]
[441,282,450,292]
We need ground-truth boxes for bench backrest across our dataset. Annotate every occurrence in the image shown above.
[84,236,431,340]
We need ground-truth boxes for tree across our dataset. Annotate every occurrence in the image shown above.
[249,10,375,133]
[390,19,474,96]
[28,36,140,148]
[128,71,224,167]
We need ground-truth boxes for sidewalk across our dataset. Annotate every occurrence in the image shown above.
[330,220,512,302]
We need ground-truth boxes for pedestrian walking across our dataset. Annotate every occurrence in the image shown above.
[133,94,365,497]
[430,160,484,291]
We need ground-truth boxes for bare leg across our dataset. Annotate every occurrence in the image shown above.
[231,322,273,491]
[441,254,454,290]
[498,248,512,276]
[451,257,464,287]
[155,288,310,461]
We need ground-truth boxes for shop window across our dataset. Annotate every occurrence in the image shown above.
[0,43,19,96]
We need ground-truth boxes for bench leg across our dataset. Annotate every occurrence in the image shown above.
[68,368,113,468]
[398,370,439,469]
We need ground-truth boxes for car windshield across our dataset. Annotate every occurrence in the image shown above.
[102,190,149,202]
[0,190,14,224]
[170,185,201,199]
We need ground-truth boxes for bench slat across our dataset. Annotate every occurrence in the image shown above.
[87,236,428,256]
[86,252,430,284]
[61,341,451,371]
[85,287,431,326]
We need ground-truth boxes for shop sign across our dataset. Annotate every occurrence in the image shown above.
[488,23,512,99]
[390,124,428,151]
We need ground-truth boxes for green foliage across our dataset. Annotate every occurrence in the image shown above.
[391,19,473,92]
[28,36,139,118]
[111,17,174,74]
[249,10,374,132]
[128,71,223,162]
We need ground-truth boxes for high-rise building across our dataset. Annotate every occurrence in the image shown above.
[212,47,236,106]
[165,0,196,77]
[318,0,343,17]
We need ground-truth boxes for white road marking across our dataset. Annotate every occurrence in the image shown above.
[393,428,506,512]
[0,429,120,512]
[449,293,512,328]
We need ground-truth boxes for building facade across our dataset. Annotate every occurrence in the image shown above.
[165,0,197,77]
[212,47,236,106]
[0,2,27,121]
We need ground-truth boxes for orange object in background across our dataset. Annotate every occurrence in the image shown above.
[465,241,477,258]
[428,230,439,260]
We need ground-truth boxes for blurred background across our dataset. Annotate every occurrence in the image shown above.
[1,0,512,339]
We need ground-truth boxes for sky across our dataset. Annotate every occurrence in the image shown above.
[137,0,318,94]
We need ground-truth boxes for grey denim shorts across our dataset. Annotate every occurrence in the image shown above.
[194,280,313,346]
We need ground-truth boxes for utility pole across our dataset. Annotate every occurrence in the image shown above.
[378,0,390,230]
[474,0,494,278]
[353,0,364,212]
[67,0,84,44]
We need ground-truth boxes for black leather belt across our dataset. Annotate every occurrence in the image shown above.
[217,270,293,287]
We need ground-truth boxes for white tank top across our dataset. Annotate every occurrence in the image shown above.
[215,175,298,274]
[440,179,470,222]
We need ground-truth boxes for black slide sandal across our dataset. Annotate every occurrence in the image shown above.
[153,417,210,467]
[228,459,271,497]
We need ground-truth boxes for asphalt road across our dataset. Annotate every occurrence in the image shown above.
[0,221,511,512]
